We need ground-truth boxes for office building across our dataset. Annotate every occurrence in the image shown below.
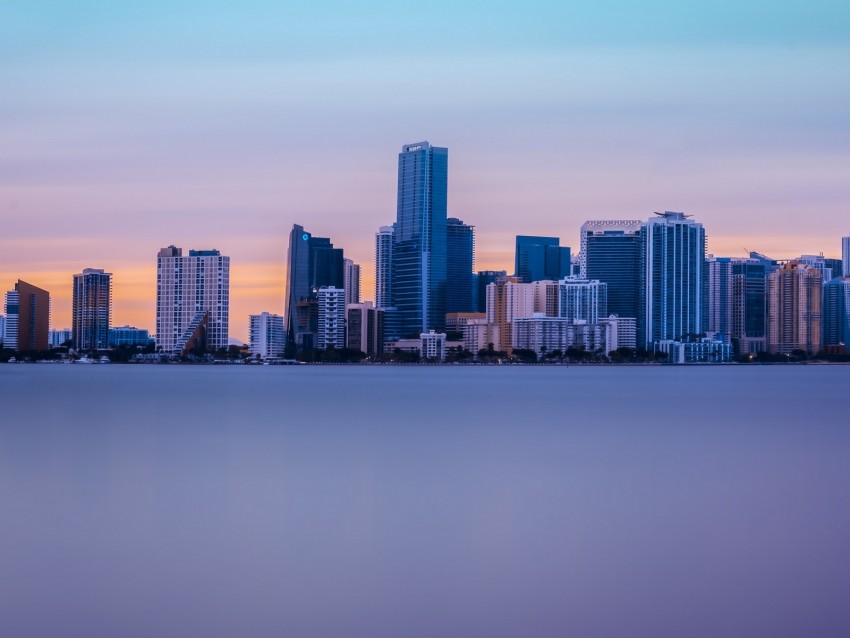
[249,312,285,359]
[767,261,822,355]
[515,235,571,283]
[72,268,112,351]
[420,330,446,361]
[446,217,475,313]
[730,258,769,354]
[531,280,559,317]
[843,235,850,281]
[392,141,448,335]
[644,211,707,347]
[156,246,230,354]
[558,278,608,324]
[823,277,850,353]
[474,270,507,314]
[344,259,361,305]
[580,221,643,328]
[284,224,345,352]
[375,226,394,309]
[317,286,345,350]
[108,326,152,347]
[707,256,733,341]
[346,302,384,356]
[3,280,50,352]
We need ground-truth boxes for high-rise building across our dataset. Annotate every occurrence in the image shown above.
[823,277,850,352]
[515,236,571,283]
[446,217,475,313]
[707,256,733,341]
[347,302,384,356]
[486,278,535,353]
[474,270,507,314]
[156,246,230,354]
[644,211,707,347]
[3,280,50,352]
[798,254,836,282]
[730,258,770,354]
[108,326,152,347]
[767,261,822,355]
[284,225,345,352]
[49,328,73,348]
[72,268,112,351]
[0,315,4,348]
[375,225,394,309]
[558,278,608,324]
[344,259,361,305]
[580,221,644,331]
[317,286,345,350]
[531,280,559,317]
[392,141,448,336]
[249,312,285,359]
[843,235,850,281]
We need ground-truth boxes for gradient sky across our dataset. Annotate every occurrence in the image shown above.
[2,1,849,341]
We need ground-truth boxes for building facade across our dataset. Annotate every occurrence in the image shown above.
[108,326,152,347]
[767,261,822,355]
[580,220,644,330]
[843,235,850,282]
[344,258,361,305]
[730,258,770,354]
[420,330,446,361]
[346,302,384,356]
[155,246,230,354]
[823,277,850,353]
[644,211,707,347]
[446,217,475,313]
[284,225,345,352]
[707,256,733,341]
[72,268,112,351]
[486,278,535,353]
[375,225,394,309]
[317,286,345,350]
[515,236,570,283]
[249,312,286,359]
[392,141,448,336]
[558,278,608,324]
[3,280,50,352]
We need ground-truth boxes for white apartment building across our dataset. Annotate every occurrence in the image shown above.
[249,312,285,359]
[156,246,230,354]
[317,286,345,349]
[420,330,446,361]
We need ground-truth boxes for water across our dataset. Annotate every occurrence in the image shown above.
[1,365,848,637]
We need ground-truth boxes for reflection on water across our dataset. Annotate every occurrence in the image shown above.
[1,365,848,637]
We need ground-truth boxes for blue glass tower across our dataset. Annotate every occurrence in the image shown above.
[515,236,571,283]
[823,277,850,350]
[643,211,707,347]
[446,217,475,314]
[392,141,448,336]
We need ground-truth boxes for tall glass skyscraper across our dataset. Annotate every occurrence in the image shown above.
[514,236,570,283]
[284,224,344,352]
[375,225,394,309]
[446,217,475,314]
[392,141,448,336]
[474,270,508,314]
[730,258,770,354]
[643,211,707,347]
[580,221,644,329]
[72,268,112,351]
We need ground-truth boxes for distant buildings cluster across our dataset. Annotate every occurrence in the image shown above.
[3,140,850,363]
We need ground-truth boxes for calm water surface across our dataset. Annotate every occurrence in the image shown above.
[1,365,848,637]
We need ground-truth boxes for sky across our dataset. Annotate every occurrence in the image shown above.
[1,1,849,341]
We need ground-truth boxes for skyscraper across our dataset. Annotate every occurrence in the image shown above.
[446,217,475,314]
[156,246,230,354]
[580,221,643,327]
[72,268,112,351]
[344,259,361,305]
[843,234,850,281]
[392,141,448,336]
[823,277,850,353]
[375,225,394,309]
[346,302,384,356]
[3,280,50,352]
[767,261,822,355]
[730,258,770,354]
[515,236,571,283]
[474,270,507,314]
[486,278,534,353]
[644,211,707,347]
[707,256,733,340]
[284,224,344,352]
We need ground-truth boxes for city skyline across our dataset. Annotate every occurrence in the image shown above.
[2,2,849,341]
